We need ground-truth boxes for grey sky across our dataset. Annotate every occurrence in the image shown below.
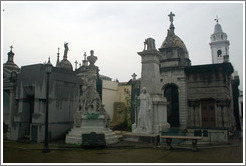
[1,1,244,90]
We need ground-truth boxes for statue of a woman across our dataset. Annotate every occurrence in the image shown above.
[133,87,152,133]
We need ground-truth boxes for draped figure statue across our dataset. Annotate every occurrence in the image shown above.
[133,87,153,133]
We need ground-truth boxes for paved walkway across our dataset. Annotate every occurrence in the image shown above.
[3,138,243,164]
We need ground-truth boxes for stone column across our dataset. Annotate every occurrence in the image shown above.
[138,38,170,133]
[7,88,17,139]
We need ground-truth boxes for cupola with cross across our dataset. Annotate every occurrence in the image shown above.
[3,45,20,72]
[159,12,191,68]
[209,16,230,64]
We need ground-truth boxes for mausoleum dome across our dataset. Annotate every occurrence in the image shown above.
[161,34,188,53]
[57,59,73,71]
[160,31,189,59]
[159,13,189,59]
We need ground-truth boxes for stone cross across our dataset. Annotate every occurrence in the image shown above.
[132,73,137,81]
[10,45,13,51]
[168,12,175,23]
[75,60,78,69]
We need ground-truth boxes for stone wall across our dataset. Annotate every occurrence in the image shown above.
[102,80,118,120]
[10,64,80,142]
[185,63,234,129]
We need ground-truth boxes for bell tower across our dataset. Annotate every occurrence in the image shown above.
[209,16,230,64]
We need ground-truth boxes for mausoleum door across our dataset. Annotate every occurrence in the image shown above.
[164,85,180,127]
[201,99,216,128]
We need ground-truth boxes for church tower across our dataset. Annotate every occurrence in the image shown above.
[209,17,230,64]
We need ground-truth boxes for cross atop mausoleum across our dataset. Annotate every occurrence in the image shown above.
[168,12,175,23]
[132,73,137,81]
[214,15,220,23]
[10,45,13,52]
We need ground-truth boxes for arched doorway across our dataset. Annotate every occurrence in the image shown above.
[164,84,180,127]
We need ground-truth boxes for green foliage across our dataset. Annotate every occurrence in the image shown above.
[124,88,132,131]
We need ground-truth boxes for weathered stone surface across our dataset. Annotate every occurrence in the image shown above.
[110,102,127,130]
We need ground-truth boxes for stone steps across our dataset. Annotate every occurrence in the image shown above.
[65,127,119,145]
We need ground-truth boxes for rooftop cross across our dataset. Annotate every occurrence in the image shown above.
[168,12,175,23]
[214,15,220,23]
[132,73,137,81]
[10,45,13,51]
[58,47,60,54]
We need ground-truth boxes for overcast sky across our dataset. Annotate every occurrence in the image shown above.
[1,1,244,90]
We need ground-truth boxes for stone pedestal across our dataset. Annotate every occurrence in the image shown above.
[152,95,170,133]
[66,114,118,145]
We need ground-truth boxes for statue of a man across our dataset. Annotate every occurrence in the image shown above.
[133,87,152,133]
[64,42,69,58]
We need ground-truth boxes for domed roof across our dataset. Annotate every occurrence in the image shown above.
[161,34,188,51]
[57,58,73,71]
[3,62,20,71]
[159,13,189,59]
[160,32,189,59]
[214,23,223,33]
[3,47,20,72]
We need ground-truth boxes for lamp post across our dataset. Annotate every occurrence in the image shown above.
[42,58,52,153]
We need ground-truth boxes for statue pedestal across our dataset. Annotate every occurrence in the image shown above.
[152,95,170,134]
[65,114,118,145]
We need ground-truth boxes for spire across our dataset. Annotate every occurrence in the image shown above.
[56,47,60,67]
[48,57,51,64]
[75,60,78,70]
[3,45,20,71]
[168,12,175,35]
[82,52,88,66]
[210,16,230,64]
[7,45,15,62]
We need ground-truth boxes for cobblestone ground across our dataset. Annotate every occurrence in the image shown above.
[3,138,243,164]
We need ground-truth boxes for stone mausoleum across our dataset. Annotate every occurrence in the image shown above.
[3,44,130,143]
[3,12,242,144]
[131,12,241,143]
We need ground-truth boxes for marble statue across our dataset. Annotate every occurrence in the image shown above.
[64,42,69,58]
[133,87,153,133]
[66,50,118,145]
